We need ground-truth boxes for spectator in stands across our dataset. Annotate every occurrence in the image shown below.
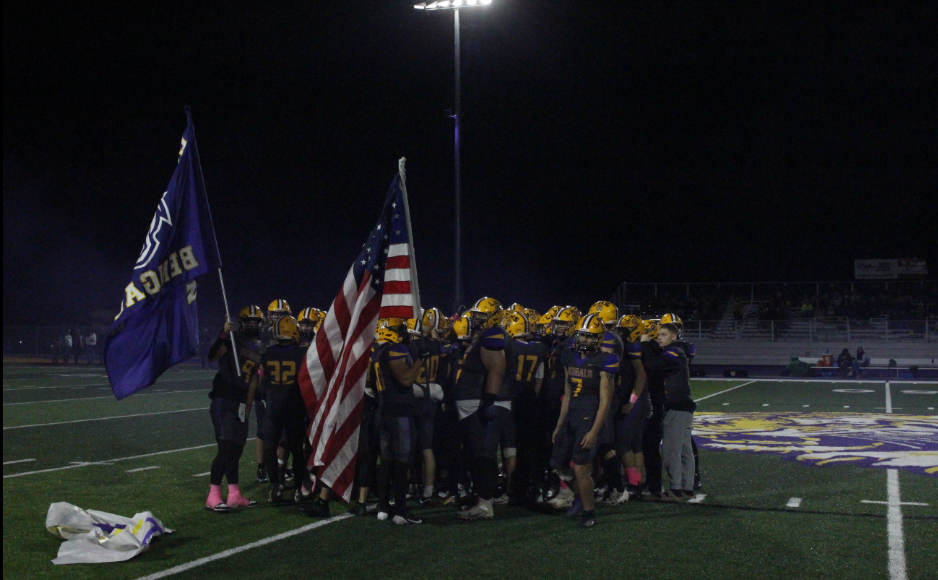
[849,347,871,378]
[72,331,83,365]
[62,330,73,365]
[51,337,63,364]
[84,330,98,365]
[836,348,853,377]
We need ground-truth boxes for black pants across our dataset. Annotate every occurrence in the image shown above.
[534,397,562,493]
[512,391,539,498]
[263,397,307,488]
[642,402,665,493]
[355,398,379,490]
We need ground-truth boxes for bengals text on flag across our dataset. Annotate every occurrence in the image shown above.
[298,171,418,501]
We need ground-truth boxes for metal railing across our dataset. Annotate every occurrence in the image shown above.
[677,319,936,343]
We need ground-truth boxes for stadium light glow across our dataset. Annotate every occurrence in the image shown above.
[414,0,490,10]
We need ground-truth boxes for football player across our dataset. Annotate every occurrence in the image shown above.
[434,313,472,503]
[641,322,697,501]
[203,306,265,512]
[257,316,310,507]
[297,307,324,346]
[373,318,424,525]
[499,311,549,505]
[661,313,702,490]
[542,306,580,508]
[454,297,507,520]
[351,343,381,517]
[614,315,650,501]
[588,301,625,502]
[550,314,619,528]
[638,319,669,499]
[407,308,452,507]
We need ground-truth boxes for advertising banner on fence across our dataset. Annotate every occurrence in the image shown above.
[854,259,898,280]
[897,257,928,279]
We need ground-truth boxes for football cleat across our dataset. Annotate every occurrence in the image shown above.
[206,502,230,513]
[376,509,390,521]
[577,513,597,528]
[297,499,330,517]
[256,466,269,483]
[565,496,583,518]
[492,493,509,505]
[604,490,624,505]
[615,489,631,504]
[350,503,368,517]
[547,486,574,510]
[284,467,294,481]
[293,489,303,503]
[662,489,685,503]
[392,512,423,525]
[457,500,493,520]
[268,484,284,503]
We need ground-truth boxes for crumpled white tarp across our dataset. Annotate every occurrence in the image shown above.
[45,502,173,565]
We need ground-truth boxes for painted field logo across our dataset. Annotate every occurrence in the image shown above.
[694,412,938,477]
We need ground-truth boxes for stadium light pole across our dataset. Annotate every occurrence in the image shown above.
[414,0,492,313]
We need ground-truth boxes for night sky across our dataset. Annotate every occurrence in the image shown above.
[4,1,936,327]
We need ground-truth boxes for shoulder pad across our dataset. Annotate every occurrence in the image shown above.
[480,327,506,350]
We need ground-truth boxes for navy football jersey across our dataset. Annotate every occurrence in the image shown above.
[212,332,266,402]
[373,341,416,416]
[562,349,619,409]
[501,338,549,401]
[259,343,306,402]
[542,336,574,401]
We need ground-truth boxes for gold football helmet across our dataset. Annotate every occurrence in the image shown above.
[573,314,606,352]
[375,318,406,344]
[552,306,581,338]
[267,299,291,323]
[238,305,265,335]
[468,297,503,330]
[659,312,684,338]
[588,301,619,327]
[452,314,471,341]
[507,302,526,313]
[502,311,531,338]
[272,315,300,343]
[422,307,445,334]
[297,307,325,333]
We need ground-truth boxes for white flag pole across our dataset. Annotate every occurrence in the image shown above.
[397,157,422,323]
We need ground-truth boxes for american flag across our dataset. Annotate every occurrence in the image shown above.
[297,170,418,501]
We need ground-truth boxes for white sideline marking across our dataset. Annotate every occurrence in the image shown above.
[192,471,211,477]
[844,406,850,409]
[686,494,706,504]
[126,466,160,473]
[929,407,935,410]
[722,403,730,406]
[1,441,241,479]
[786,497,802,508]
[901,390,937,395]
[3,407,207,430]
[3,388,202,406]
[133,514,353,580]
[3,458,35,465]
[862,500,929,507]
[803,405,810,408]
[695,380,756,402]
[762,403,769,407]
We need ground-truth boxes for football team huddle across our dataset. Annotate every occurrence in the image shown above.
[204,298,699,529]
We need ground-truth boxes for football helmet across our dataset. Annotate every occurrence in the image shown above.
[272,315,300,343]
[422,307,445,334]
[588,301,619,327]
[507,303,526,313]
[297,307,324,336]
[544,305,562,320]
[405,318,422,337]
[452,314,471,341]
[551,306,580,338]
[502,311,530,338]
[267,299,292,323]
[375,318,406,344]
[535,312,554,337]
[238,305,265,336]
[638,319,660,342]
[573,314,606,353]
[468,297,503,331]
[523,308,541,327]
[659,312,684,338]
[616,315,641,341]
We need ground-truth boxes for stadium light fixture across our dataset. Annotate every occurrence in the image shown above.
[412,0,492,312]
[414,0,490,11]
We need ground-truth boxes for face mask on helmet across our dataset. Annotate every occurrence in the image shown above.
[241,319,261,337]
[574,330,601,352]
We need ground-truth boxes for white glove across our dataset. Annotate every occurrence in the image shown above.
[238,403,246,423]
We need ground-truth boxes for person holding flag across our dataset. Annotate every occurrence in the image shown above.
[298,159,423,508]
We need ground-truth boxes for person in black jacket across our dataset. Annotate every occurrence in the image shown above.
[641,322,696,502]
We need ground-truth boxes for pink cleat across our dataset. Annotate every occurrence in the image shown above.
[206,484,230,513]
[226,484,258,508]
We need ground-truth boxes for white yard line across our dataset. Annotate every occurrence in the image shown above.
[884,380,907,580]
[133,514,353,580]
[695,380,757,402]
[786,497,802,508]
[3,407,207,430]
[862,500,928,507]
[1,441,239,479]
[3,377,207,393]
[126,466,160,473]
[192,471,212,477]
[3,388,203,406]
[2,458,36,465]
